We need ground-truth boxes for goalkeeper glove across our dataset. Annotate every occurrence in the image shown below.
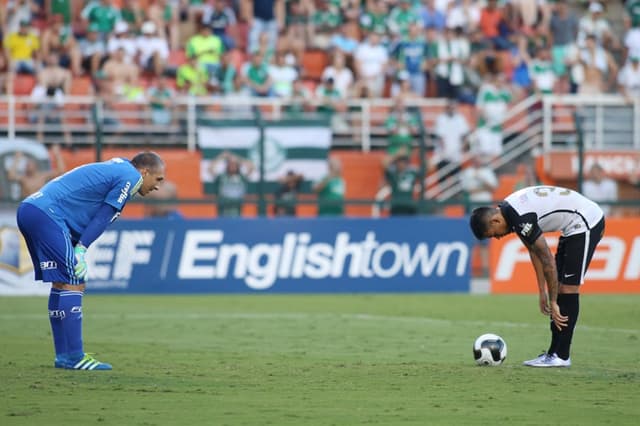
[74,244,88,280]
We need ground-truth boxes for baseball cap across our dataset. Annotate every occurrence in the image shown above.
[589,2,603,14]
[114,21,129,34]
[141,21,156,35]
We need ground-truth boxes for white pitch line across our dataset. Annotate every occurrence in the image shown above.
[0,312,637,334]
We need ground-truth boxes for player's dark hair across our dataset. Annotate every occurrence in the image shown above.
[469,207,495,240]
[131,152,164,171]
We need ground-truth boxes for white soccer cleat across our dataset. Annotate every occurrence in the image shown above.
[523,352,549,366]
[525,353,571,368]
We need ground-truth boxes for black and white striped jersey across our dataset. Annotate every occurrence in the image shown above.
[499,186,604,245]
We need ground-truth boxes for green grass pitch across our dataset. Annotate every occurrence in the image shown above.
[0,294,638,425]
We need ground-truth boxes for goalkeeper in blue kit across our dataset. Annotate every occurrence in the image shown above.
[16,152,165,370]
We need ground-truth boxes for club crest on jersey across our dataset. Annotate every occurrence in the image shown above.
[519,223,533,237]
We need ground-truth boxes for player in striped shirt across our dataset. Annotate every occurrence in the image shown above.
[470,186,605,367]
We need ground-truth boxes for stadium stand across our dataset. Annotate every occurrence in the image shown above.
[0,0,636,220]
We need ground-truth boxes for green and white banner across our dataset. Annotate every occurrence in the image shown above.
[198,125,331,193]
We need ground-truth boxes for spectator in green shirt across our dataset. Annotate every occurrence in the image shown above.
[50,0,72,25]
[384,154,421,216]
[383,97,420,169]
[147,76,174,125]
[186,24,224,79]
[176,54,209,95]
[309,0,342,49]
[273,170,304,217]
[313,158,346,216]
[284,79,314,117]
[210,151,254,217]
[242,51,273,97]
[120,0,144,33]
[82,0,121,38]
[359,0,389,38]
[388,0,420,39]
[210,50,237,95]
[315,76,349,132]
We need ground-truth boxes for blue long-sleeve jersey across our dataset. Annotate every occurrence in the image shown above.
[24,158,143,243]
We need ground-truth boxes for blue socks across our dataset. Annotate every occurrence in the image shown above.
[54,289,85,361]
[48,288,66,359]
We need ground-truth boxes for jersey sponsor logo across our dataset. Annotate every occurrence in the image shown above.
[495,237,640,282]
[86,230,155,285]
[177,230,469,290]
[491,222,640,294]
[39,260,58,270]
[519,223,533,237]
[83,218,473,293]
[117,182,131,204]
[49,309,65,319]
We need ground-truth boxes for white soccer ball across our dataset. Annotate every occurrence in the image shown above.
[473,333,507,366]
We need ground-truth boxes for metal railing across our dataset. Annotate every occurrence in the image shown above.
[0,95,450,152]
[542,94,640,150]
[428,94,640,202]
[3,93,636,204]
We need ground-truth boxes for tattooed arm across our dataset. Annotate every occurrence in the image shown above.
[527,235,568,330]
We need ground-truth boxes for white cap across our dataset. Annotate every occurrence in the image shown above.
[141,21,156,35]
[589,2,603,14]
[114,21,129,34]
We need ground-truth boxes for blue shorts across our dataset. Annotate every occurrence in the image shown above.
[16,202,82,285]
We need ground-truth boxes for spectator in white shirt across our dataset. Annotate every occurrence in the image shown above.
[460,154,497,276]
[618,56,640,100]
[460,155,497,204]
[433,99,470,184]
[624,26,640,62]
[137,21,169,77]
[321,50,354,98]
[446,0,480,32]
[582,163,618,217]
[269,51,298,98]
[354,32,389,97]
[577,2,617,48]
[107,21,138,64]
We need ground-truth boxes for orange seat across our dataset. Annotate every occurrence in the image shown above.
[12,75,37,95]
[302,50,329,81]
[0,102,10,126]
[69,76,94,96]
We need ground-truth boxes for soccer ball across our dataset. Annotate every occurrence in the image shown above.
[473,334,507,366]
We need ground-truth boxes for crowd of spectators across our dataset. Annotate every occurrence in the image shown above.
[1,0,638,219]
[1,1,635,105]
